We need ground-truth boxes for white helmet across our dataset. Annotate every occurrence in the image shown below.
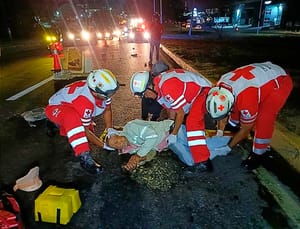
[206,87,235,120]
[130,71,150,96]
[87,69,119,98]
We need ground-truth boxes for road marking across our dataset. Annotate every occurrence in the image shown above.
[6,76,54,101]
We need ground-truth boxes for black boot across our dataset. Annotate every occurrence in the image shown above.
[79,152,103,175]
[46,119,59,137]
[241,152,262,170]
[183,159,213,177]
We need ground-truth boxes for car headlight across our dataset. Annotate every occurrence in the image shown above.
[81,30,90,40]
[67,32,75,40]
[96,32,102,39]
[105,32,111,38]
[144,31,150,39]
[129,32,135,39]
[46,36,52,42]
[113,30,121,37]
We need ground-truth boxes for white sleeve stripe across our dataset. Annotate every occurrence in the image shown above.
[228,119,239,127]
[81,118,91,122]
[171,95,185,107]
[67,126,85,138]
[187,130,206,137]
[241,118,256,123]
[70,136,88,148]
[171,98,186,110]
[188,139,206,146]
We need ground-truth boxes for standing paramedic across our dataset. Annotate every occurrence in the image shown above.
[45,69,119,175]
[148,13,164,66]
[205,62,293,170]
[130,69,213,174]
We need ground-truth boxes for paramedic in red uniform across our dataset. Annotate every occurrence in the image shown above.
[205,62,293,170]
[130,69,213,174]
[45,69,119,175]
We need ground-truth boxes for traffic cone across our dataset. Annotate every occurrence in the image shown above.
[53,49,61,72]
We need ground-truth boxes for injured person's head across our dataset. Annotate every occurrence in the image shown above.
[106,128,129,150]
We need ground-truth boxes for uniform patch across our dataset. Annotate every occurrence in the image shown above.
[52,108,61,117]
[241,109,251,119]
[165,94,174,103]
[84,109,92,118]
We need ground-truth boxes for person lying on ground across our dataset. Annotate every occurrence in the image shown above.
[105,119,232,172]
[106,119,174,172]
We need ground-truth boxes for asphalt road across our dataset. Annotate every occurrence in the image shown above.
[0,37,299,228]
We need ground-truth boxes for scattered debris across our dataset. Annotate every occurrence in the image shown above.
[21,107,46,127]
[13,166,42,192]
[131,48,137,57]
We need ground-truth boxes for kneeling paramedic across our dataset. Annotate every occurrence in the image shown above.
[130,69,213,175]
[205,62,293,170]
[45,69,119,175]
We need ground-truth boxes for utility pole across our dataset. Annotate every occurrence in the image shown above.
[256,0,263,34]
[160,0,162,23]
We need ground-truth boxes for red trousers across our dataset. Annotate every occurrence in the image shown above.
[253,75,293,154]
[185,88,210,163]
[45,105,89,156]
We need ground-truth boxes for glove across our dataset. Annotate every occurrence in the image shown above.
[214,145,232,156]
[167,134,177,145]
[216,129,224,137]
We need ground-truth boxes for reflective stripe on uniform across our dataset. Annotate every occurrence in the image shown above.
[187,130,205,137]
[171,95,186,110]
[254,137,270,144]
[67,126,85,138]
[70,136,88,149]
[188,139,206,146]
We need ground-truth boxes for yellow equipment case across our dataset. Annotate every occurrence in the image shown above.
[34,185,81,225]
